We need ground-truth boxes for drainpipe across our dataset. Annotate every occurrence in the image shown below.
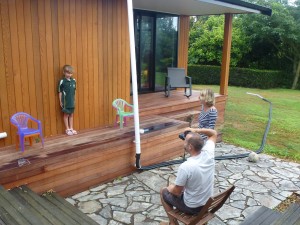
[0,132,7,139]
[127,0,141,168]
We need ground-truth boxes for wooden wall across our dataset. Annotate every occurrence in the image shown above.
[0,0,131,147]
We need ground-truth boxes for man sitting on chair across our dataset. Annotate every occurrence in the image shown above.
[160,128,217,225]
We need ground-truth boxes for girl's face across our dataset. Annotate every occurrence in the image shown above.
[199,95,205,104]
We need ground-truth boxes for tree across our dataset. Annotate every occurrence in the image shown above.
[188,16,250,67]
[242,0,300,89]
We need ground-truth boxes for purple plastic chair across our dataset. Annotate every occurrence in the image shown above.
[10,112,44,152]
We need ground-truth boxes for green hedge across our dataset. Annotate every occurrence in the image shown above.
[188,65,293,89]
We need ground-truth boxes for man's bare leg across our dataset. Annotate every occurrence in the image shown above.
[160,188,179,225]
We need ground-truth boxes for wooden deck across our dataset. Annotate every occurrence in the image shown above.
[0,90,227,197]
[0,185,99,225]
[240,203,300,225]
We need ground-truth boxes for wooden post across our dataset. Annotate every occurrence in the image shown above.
[177,15,190,71]
[220,14,233,96]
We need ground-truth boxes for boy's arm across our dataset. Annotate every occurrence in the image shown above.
[58,79,63,108]
[58,92,63,108]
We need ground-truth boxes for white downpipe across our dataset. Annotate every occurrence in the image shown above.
[0,132,7,139]
[127,0,141,160]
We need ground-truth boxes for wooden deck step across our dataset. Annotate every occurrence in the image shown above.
[0,186,36,225]
[240,206,282,225]
[10,186,71,225]
[271,203,300,225]
[162,109,200,120]
[13,186,82,225]
[41,190,99,225]
[0,185,98,225]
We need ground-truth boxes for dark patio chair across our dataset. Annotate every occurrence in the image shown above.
[165,67,192,98]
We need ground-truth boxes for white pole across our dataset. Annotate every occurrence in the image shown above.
[127,0,142,167]
[0,132,7,139]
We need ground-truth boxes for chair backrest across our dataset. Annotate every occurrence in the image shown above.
[112,99,129,113]
[197,185,235,218]
[10,112,32,129]
[167,185,235,225]
[167,68,188,87]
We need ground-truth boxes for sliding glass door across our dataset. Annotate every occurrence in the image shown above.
[135,13,155,92]
[133,11,178,93]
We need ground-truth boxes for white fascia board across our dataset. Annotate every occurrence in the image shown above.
[197,0,261,14]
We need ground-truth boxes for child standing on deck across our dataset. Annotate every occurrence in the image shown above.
[198,89,218,141]
[58,65,77,136]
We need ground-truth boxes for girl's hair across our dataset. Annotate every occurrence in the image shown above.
[199,89,215,107]
[63,65,74,74]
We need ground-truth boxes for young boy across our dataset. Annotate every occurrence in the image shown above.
[58,65,77,136]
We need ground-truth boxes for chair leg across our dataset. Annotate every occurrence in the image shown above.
[40,133,44,148]
[123,117,127,127]
[120,116,124,129]
[15,135,18,150]
[115,115,119,127]
[184,87,192,98]
[169,216,180,225]
[29,137,33,146]
[165,87,169,97]
[164,78,168,97]
[19,134,25,152]
[173,219,180,225]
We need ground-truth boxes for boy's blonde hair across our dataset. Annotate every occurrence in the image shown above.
[199,89,215,107]
[63,65,74,74]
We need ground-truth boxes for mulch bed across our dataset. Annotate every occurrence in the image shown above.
[273,192,300,212]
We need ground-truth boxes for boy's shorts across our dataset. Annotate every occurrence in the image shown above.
[62,108,75,114]
[162,188,202,215]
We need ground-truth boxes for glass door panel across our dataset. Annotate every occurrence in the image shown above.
[133,11,178,94]
[155,15,178,91]
[135,14,155,92]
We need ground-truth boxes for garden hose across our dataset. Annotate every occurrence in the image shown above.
[215,93,272,160]
[138,93,272,170]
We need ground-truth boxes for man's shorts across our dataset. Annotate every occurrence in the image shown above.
[62,108,75,114]
[162,188,203,215]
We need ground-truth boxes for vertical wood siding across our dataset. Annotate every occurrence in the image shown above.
[177,15,190,71]
[0,0,130,147]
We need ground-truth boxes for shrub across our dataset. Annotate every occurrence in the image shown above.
[188,65,292,89]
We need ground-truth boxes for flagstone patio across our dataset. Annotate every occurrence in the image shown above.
[67,143,300,225]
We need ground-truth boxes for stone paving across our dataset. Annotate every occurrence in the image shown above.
[66,143,300,225]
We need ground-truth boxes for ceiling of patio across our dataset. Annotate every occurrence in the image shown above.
[133,0,266,16]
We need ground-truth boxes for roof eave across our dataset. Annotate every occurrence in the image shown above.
[216,0,272,16]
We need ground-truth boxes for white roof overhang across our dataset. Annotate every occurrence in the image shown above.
[132,0,272,16]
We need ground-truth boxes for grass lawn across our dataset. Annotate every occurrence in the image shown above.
[193,85,300,163]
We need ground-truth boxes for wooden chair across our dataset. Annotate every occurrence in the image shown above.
[165,67,192,98]
[167,185,235,225]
